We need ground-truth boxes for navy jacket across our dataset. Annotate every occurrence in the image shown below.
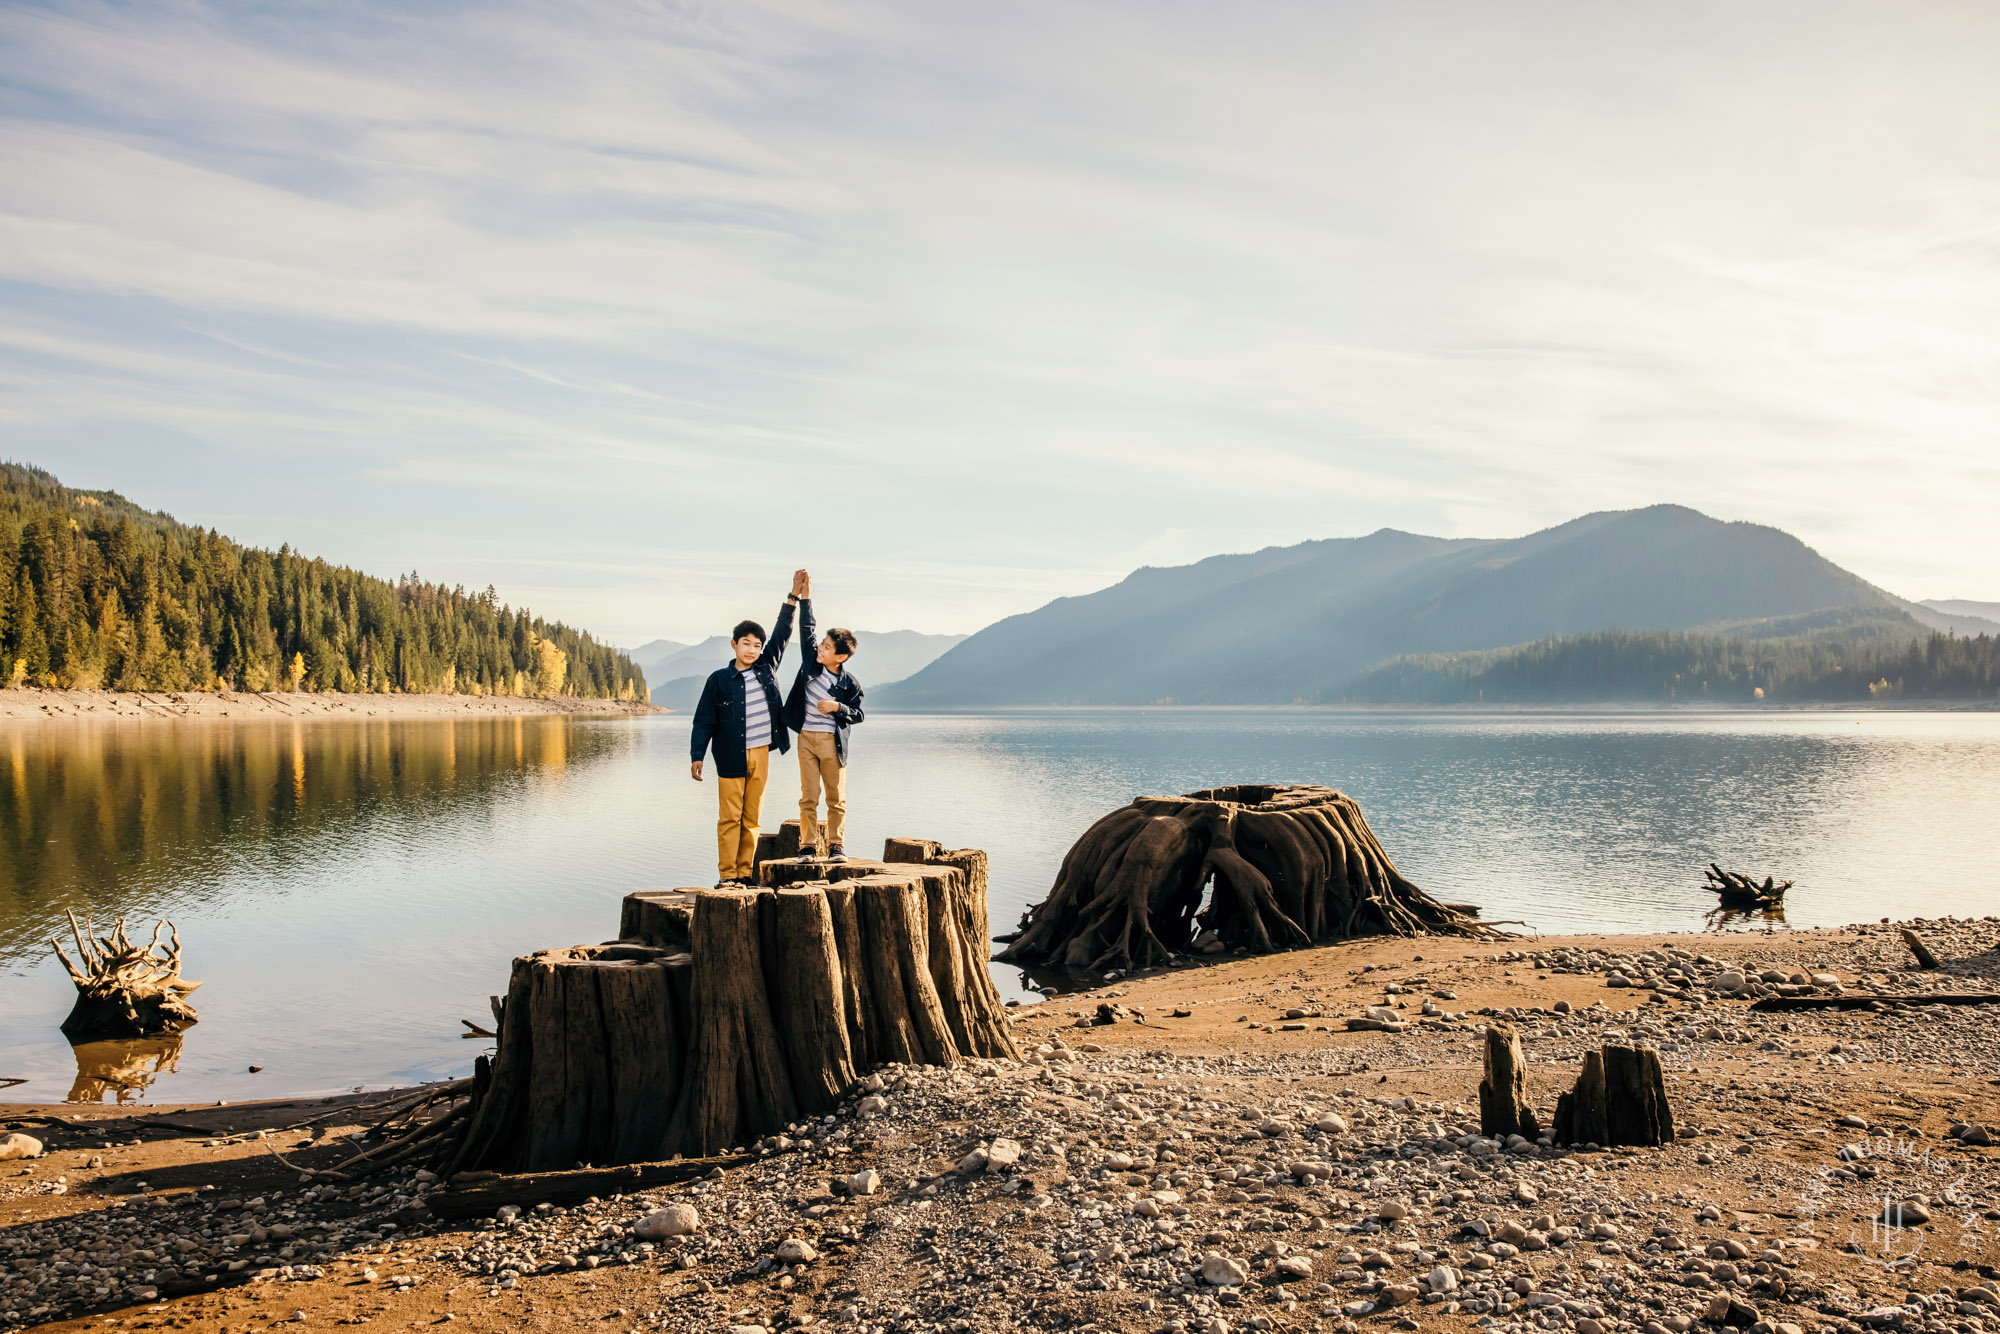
[783,599,865,766]
[688,599,796,779]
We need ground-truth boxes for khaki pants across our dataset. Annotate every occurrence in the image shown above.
[797,730,846,852]
[715,745,770,881]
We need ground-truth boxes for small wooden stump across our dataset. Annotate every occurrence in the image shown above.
[619,891,695,950]
[1553,1043,1675,1147]
[1478,1021,1539,1139]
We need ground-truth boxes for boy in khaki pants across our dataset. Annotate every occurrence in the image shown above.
[689,571,804,884]
[783,574,864,859]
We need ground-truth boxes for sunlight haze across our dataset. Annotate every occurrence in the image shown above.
[4,0,1997,642]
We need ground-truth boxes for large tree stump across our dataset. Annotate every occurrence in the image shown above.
[1552,1044,1674,1147]
[1479,1020,1539,1139]
[50,914,201,1040]
[998,784,1503,973]
[459,837,1015,1174]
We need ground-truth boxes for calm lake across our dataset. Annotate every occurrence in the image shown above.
[3,709,1998,1104]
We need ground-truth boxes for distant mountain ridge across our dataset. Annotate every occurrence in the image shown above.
[637,627,968,711]
[884,505,1982,707]
[1922,598,2000,627]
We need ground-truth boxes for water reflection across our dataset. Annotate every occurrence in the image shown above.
[0,716,608,960]
[67,1035,185,1104]
[1704,905,1789,932]
[0,709,1996,1105]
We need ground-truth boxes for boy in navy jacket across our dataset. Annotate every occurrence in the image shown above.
[690,570,804,885]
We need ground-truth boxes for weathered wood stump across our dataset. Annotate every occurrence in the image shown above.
[50,913,201,1040]
[454,837,1015,1173]
[452,944,685,1173]
[998,784,1504,973]
[1552,1043,1675,1147]
[1479,1020,1539,1139]
[619,891,694,950]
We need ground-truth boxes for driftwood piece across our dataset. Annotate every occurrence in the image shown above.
[430,1156,733,1219]
[1703,864,1789,906]
[1900,928,1942,970]
[1000,784,1503,974]
[1749,991,2000,1013]
[1478,1021,1538,1139]
[50,913,202,1040]
[665,889,799,1158]
[1553,1044,1673,1147]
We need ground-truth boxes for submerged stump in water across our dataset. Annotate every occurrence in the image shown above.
[998,783,1505,974]
[51,913,201,1040]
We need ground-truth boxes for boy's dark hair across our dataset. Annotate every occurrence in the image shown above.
[827,628,858,657]
[732,619,766,644]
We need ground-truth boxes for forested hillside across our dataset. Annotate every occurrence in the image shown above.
[0,464,648,699]
[1342,615,2000,703]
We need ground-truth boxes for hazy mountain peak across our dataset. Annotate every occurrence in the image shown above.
[882,505,1932,707]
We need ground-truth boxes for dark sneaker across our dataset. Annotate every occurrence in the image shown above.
[827,846,847,862]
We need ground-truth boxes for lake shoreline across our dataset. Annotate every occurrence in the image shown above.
[1,918,1994,1331]
[0,687,667,724]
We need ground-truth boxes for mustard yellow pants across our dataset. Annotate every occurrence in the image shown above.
[797,730,846,852]
[715,745,770,881]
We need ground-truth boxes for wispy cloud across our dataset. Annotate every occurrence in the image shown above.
[5,0,2000,641]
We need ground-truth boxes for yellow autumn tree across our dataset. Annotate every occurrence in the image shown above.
[534,636,568,697]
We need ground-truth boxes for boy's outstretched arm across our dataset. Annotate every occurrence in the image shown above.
[758,570,804,670]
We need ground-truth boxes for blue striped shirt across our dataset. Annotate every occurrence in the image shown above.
[803,669,839,733]
[741,669,771,750]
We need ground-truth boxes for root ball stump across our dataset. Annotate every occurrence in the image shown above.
[51,912,202,1040]
[453,838,1016,1174]
[998,783,1503,973]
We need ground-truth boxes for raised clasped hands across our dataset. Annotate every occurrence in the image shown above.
[791,569,810,600]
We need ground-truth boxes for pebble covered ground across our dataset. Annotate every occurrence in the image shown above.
[2,917,1996,1334]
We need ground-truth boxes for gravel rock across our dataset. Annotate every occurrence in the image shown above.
[633,1203,700,1239]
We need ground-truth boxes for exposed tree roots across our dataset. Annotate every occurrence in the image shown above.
[997,783,1508,973]
[51,912,202,1040]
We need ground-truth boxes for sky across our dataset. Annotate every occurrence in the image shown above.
[3,0,1998,646]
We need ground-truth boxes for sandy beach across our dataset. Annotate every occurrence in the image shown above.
[0,689,664,723]
[3,917,1995,1334]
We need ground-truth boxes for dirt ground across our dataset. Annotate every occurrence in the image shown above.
[4,925,1996,1333]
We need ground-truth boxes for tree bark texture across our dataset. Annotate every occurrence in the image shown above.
[1478,1020,1539,1140]
[998,784,1504,973]
[455,838,1013,1173]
